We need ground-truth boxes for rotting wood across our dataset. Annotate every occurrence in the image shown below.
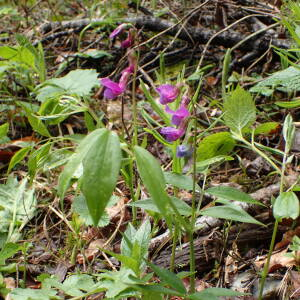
[153,222,282,270]
[37,16,289,51]
[149,174,298,253]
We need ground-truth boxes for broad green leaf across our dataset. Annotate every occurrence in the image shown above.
[58,128,108,199]
[129,197,192,216]
[164,172,200,192]
[273,192,299,220]
[0,177,36,241]
[148,262,186,294]
[189,288,246,300]
[200,203,264,225]
[121,223,137,257]
[98,268,136,298]
[120,220,151,273]
[206,186,264,206]
[43,274,96,297]
[7,147,31,174]
[0,243,21,264]
[134,146,171,226]
[36,69,100,102]
[102,249,140,275]
[250,66,300,94]
[72,194,110,227]
[81,129,121,226]
[197,132,236,161]
[223,85,256,133]
[254,122,280,135]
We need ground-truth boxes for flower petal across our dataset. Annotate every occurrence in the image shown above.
[165,104,190,126]
[156,84,179,104]
[101,78,123,94]
[109,24,127,39]
[160,126,185,142]
[103,88,117,99]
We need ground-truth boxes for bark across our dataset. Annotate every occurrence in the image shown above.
[37,16,289,52]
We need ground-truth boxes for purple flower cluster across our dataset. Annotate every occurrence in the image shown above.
[155,86,190,142]
[100,24,136,100]
[109,24,134,49]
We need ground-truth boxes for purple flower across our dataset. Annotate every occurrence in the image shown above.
[156,84,179,104]
[176,145,192,158]
[121,29,135,48]
[121,38,133,48]
[100,78,124,99]
[160,126,185,142]
[119,64,134,90]
[165,104,190,126]
[109,24,128,39]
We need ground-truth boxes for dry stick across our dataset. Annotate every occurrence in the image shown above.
[149,174,298,251]
[136,0,211,72]
[196,13,273,71]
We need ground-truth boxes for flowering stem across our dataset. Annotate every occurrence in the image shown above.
[130,48,140,225]
[258,219,278,300]
[132,50,140,147]
[170,224,178,272]
[258,135,288,299]
[189,116,197,293]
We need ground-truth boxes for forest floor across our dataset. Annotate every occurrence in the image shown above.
[0,1,299,299]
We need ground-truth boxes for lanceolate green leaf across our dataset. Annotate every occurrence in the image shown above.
[206,186,264,206]
[223,85,256,134]
[81,129,121,226]
[58,129,108,199]
[200,203,264,226]
[7,146,31,174]
[147,262,187,295]
[134,146,171,227]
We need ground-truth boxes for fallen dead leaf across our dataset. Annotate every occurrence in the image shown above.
[255,248,297,272]
[225,242,240,284]
[77,239,111,264]
[275,226,300,250]
[290,270,300,299]
[106,197,125,220]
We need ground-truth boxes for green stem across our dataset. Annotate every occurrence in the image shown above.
[258,132,288,298]
[189,114,197,293]
[170,224,179,272]
[129,160,137,226]
[258,219,279,300]
[242,137,281,174]
[132,50,140,147]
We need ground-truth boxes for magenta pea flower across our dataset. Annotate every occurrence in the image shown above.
[109,23,128,39]
[121,29,135,48]
[119,64,134,90]
[100,78,124,99]
[156,84,179,104]
[165,104,190,126]
[160,126,185,142]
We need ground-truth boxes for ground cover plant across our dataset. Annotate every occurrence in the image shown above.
[0,0,299,299]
